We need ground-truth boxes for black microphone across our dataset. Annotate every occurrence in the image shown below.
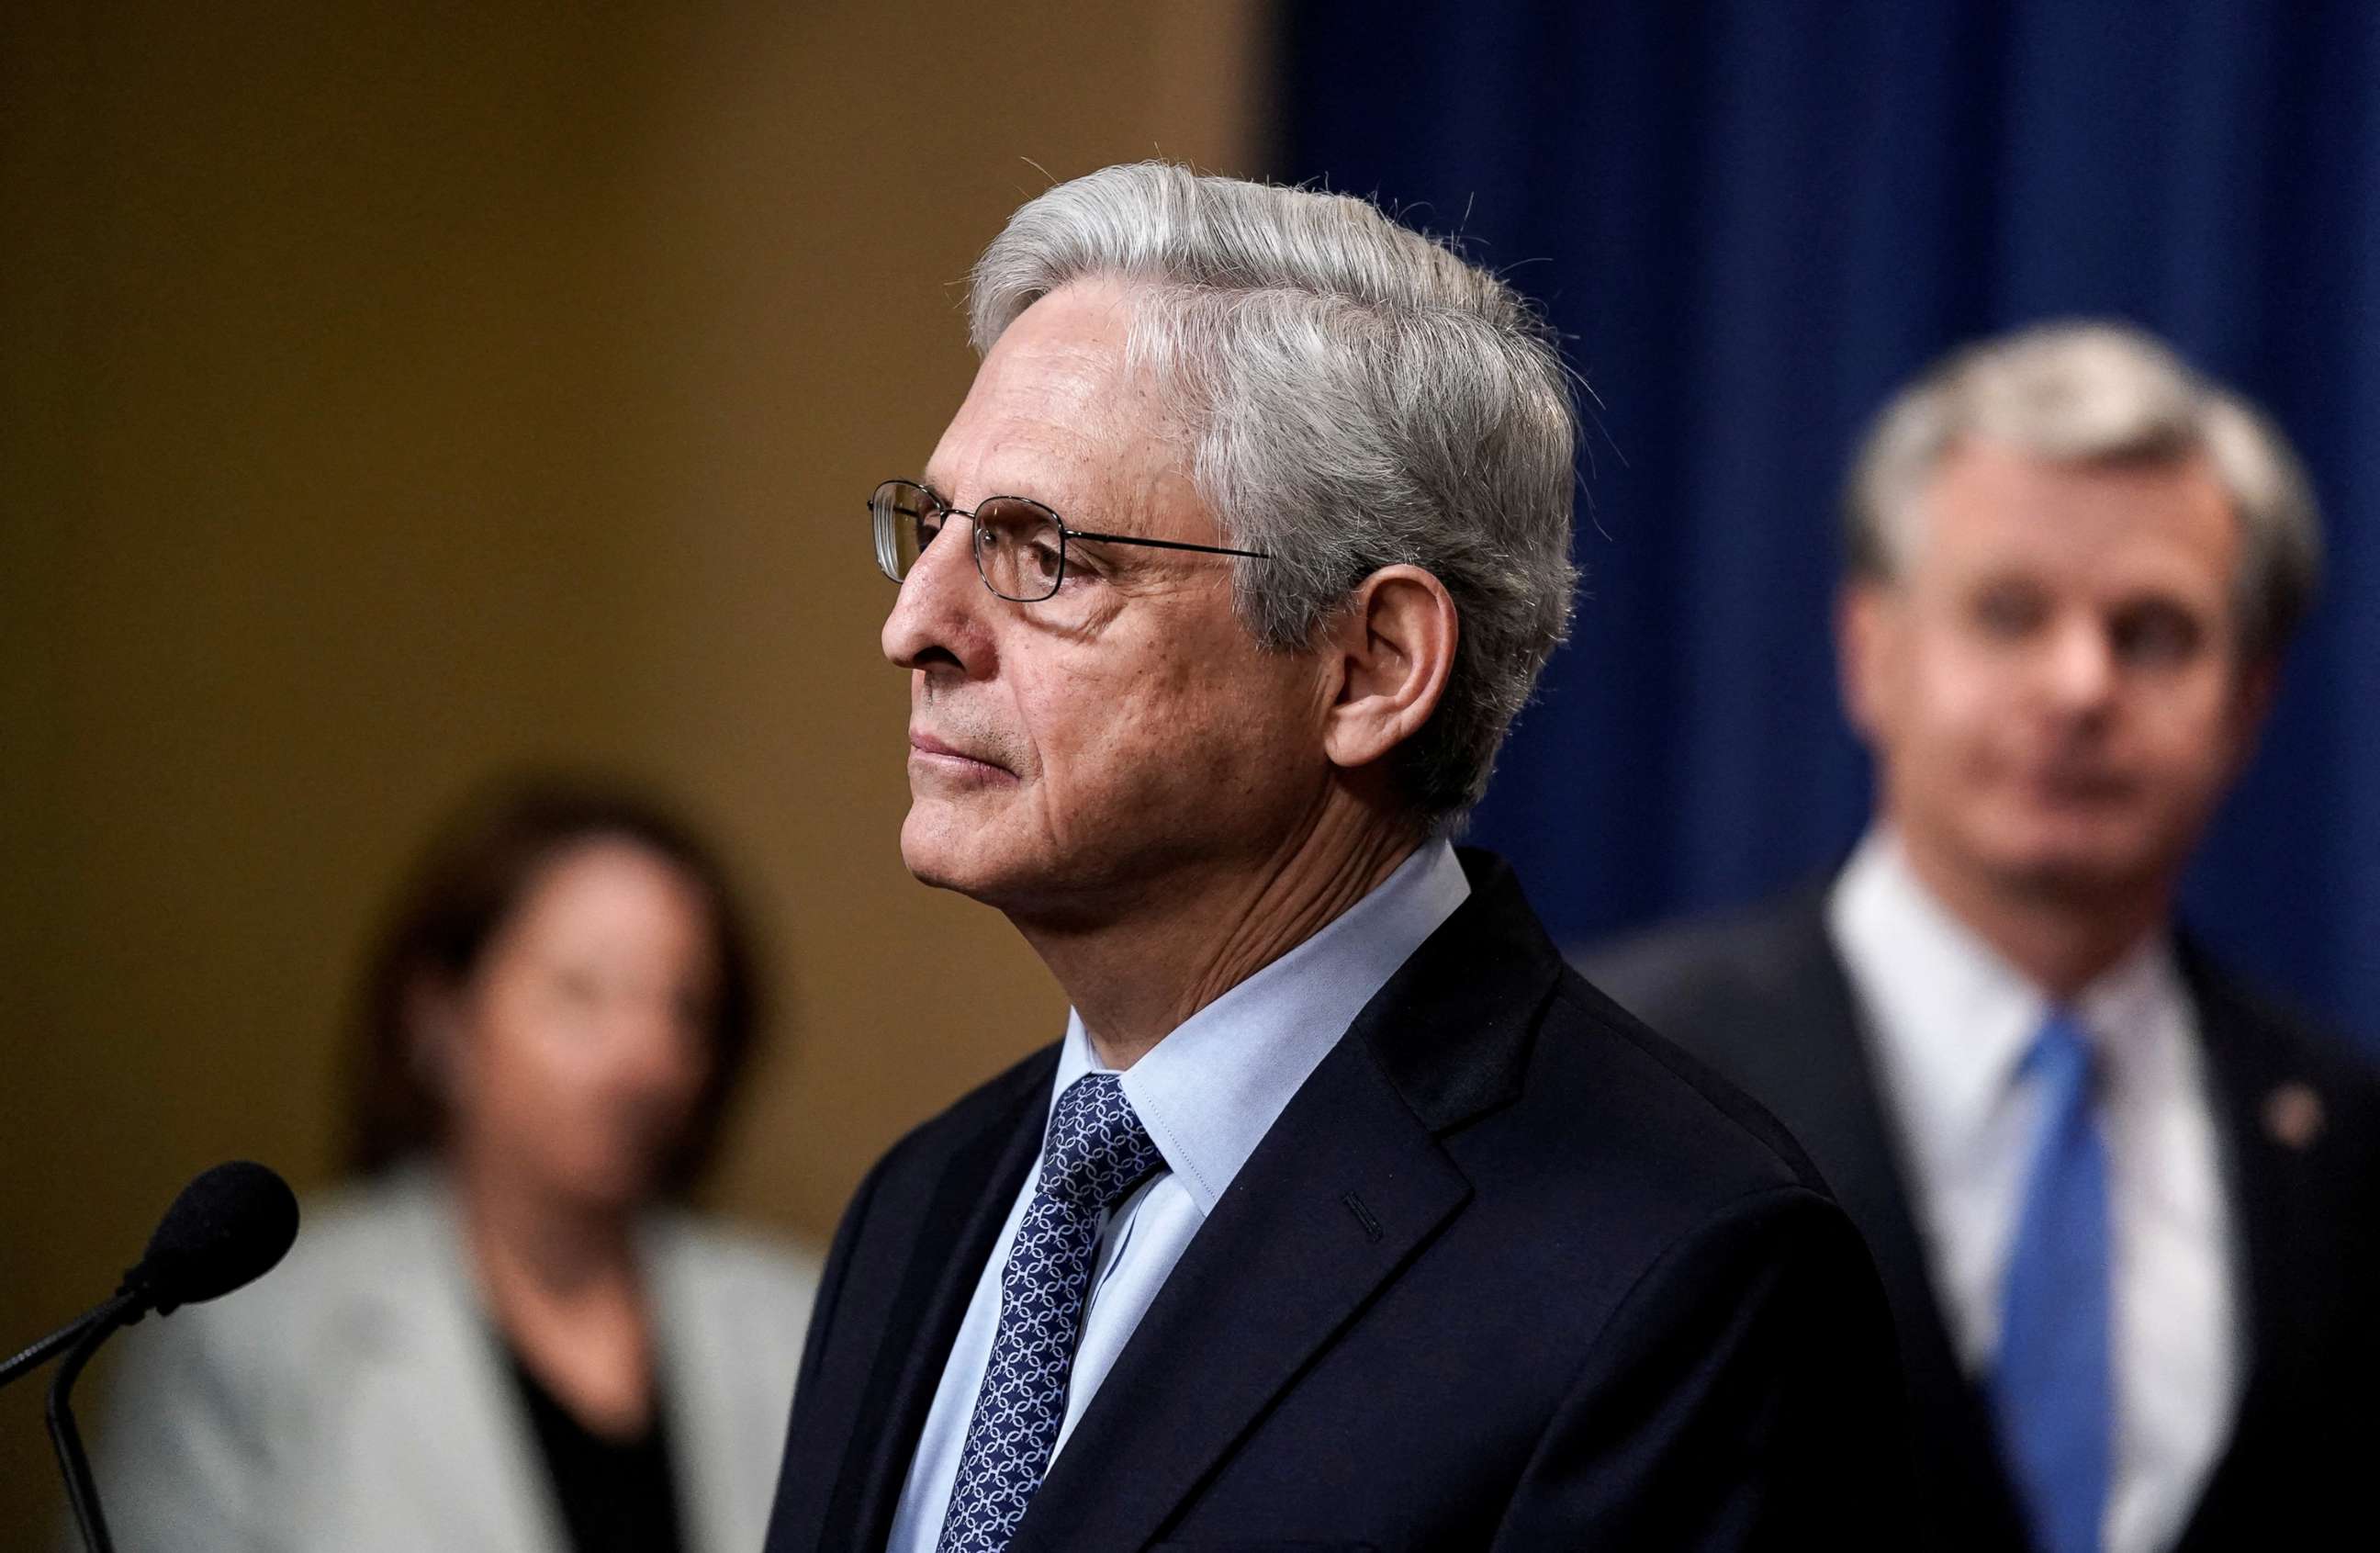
[1,1161,299,1553]
[121,1159,302,1315]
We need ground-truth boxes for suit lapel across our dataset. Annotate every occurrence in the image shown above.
[820,1056,1054,1553]
[1008,1035,1470,1552]
[1720,902,1952,1367]
[2170,944,2320,1547]
[1746,899,2027,1547]
[650,1222,744,1553]
[1006,850,1550,1552]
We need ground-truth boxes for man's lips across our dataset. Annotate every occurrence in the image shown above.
[2013,764,2137,805]
[909,728,1016,777]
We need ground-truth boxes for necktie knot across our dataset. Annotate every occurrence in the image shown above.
[1038,1073,1162,1210]
[2025,1007,2097,1092]
[935,1072,1164,1553]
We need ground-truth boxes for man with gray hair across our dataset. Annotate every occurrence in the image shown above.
[1585,321,2380,1553]
[764,163,1905,1552]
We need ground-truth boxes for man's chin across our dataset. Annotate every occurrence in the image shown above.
[1986,833,2164,904]
[898,831,973,896]
[899,808,1016,903]
[898,815,1124,928]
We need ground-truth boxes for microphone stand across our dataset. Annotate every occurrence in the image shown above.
[0,1294,123,1391]
[4,1289,140,1553]
[47,1293,137,1553]
[3,1160,296,1550]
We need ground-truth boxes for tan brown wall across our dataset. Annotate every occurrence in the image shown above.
[0,2,1272,1537]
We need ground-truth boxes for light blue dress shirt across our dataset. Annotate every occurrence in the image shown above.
[885,839,1473,1552]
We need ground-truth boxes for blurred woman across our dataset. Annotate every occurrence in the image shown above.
[92,777,820,1553]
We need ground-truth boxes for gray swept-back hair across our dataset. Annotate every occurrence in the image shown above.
[969,162,1579,821]
[1846,320,2323,660]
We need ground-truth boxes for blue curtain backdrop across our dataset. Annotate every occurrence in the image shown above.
[1277,0,2380,1046]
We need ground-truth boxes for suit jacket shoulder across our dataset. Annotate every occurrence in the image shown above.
[1576,889,1843,1048]
[1571,891,1888,1206]
[2176,944,2380,1547]
[2186,942,2380,1123]
[1424,954,1835,1259]
[1573,892,2033,1548]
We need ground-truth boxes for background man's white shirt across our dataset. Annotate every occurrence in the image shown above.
[1828,829,2240,1553]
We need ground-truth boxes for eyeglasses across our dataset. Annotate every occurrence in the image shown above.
[869,478,1271,603]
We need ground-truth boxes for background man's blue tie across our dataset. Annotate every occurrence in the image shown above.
[937,1072,1163,1553]
[1993,1008,2111,1553]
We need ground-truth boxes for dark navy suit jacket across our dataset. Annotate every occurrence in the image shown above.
[764,852,1911,1551]
[1582,888,2380,1552]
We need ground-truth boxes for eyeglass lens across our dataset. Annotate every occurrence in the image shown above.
[872,481,929,582]
[971,498,1066,602]
[871,481,1070,602]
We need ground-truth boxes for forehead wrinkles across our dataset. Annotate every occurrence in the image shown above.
[1914,453,2235,580]
[926,356,1109,502]
[933,289,1199,533]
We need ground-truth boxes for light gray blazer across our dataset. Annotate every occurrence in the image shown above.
[85,1167,821,1553]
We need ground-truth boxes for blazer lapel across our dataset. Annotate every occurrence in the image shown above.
[819,1054,1055,1552]
[353,1170,567,1553]
[1740,899,2026,1547]
[650,1221,746,1553]
[1005,850,1551,1553]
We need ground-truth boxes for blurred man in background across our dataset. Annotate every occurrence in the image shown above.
[1585,321,2380,1553]
[765,162,1906,1552]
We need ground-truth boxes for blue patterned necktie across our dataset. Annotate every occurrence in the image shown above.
[1993,1008,2111,1553]
[937,1072,1164,1553]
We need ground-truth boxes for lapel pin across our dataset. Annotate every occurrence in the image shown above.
[2262,1082,2325,1152]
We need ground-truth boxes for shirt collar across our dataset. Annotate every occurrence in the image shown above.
[1828,827,2184,1126]
[1050,838,1472,1216]
[2075,928,2188,1061]
[1831,829,2041,1131]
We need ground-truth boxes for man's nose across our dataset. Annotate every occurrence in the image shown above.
[2041,614,2117,714]
[881,522,991,673]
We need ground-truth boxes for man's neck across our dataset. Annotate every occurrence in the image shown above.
[1017,801,1425,1069]
[1894,827,2172,1003]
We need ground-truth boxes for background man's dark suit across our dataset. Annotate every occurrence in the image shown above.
[1582,894,2380,1552]
[766,856,1910,1551]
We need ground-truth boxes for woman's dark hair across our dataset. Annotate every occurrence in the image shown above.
[345,772,766,1197]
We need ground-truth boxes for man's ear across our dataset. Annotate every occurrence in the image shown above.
[2222,652,2281,778]
[1319,565,1460,772]
[1836,580,1893,745]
